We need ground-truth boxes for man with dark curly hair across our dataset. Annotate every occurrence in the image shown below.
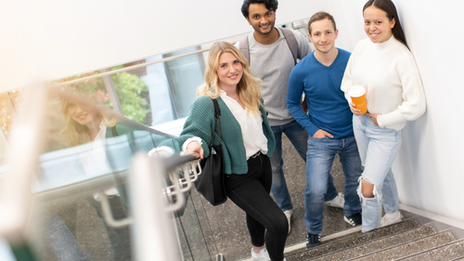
[236,0,345,255]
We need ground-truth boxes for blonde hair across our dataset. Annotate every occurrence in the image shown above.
[197,41,263,115]
[59,96,116,147]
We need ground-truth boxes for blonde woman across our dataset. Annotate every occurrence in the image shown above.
[60,96,116,147]
[180,41,288,261]
[57,95,131,260]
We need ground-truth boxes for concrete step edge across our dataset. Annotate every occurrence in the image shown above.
[283,218,421,260]
[395,237,464,261]
[305,222,436,261]
[347,229,457,261]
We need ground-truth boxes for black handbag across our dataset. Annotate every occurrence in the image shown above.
[195,98,227,206]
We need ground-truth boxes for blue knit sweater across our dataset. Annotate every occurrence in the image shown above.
[178,96,275,175]
[287,48,353,139]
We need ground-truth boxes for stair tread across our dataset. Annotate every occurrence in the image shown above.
[285,218,420,260]
[400,239,464,261]
[353,230,456,260]
[307,223,436,261]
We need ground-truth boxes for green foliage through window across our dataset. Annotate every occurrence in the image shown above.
[54,68,151,125]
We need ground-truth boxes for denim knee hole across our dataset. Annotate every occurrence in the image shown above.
[357,177,381,206]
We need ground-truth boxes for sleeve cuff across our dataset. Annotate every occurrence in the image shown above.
[147,146,175,158]
[377,110,406,128]
[182,137,203,153]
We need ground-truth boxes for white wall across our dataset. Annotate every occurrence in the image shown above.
[0,0,326,92]
[391,1,464,222]
[1,0,463,223]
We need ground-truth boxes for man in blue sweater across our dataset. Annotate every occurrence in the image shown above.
[287,12,363,249]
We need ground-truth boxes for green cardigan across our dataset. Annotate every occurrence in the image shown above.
[178,96,275,175]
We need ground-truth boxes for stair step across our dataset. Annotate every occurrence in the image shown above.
[399,238,464,261]
[308,223,436,261]
[352,230,456,260]
[285,218,420,260]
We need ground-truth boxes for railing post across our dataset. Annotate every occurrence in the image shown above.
[129,153,181,261]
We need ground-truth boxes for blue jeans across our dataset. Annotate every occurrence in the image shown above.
[47,211,93,261]
[270,120,339,211]
[304,135,362,234]
[353,115,404,232]
[225,154,287,261]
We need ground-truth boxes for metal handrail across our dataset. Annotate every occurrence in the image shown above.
[164,160,201,213]
[101,157,202,226]
[51,48,210,88]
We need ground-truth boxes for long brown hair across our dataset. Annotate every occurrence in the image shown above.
[363,0,408,49]
[197,41,263,115]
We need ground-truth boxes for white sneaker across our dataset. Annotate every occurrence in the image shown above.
[380,211,402,227]
[283,210,292,234]
[251,248,270,261]
[325,193,345,209]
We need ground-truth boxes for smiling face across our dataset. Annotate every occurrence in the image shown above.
[246,3,276,36]
[216,52,243,90]
[363,6,395,43]
[308,18,338,54]
[67,101,99,127]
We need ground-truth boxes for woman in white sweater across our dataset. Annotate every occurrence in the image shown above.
[341,0,426,232]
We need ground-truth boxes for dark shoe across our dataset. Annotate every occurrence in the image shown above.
[344,212,362,227]
[306,232,321,249]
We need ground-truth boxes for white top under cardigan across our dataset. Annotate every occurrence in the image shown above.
[182,91,268,160]
[220,90,268,159]
[341,36,426,130]
[79,122,119,200]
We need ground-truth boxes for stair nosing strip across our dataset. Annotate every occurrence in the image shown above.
[282,226,362,254]
[236,226,364,261]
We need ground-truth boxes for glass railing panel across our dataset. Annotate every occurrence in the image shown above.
[163,47,205,120]
[115,49,205,127]
[23,88,218,261]
[175,189,220,261]
[107,66,152,125]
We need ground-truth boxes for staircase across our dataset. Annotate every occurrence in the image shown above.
[284,211,464,261]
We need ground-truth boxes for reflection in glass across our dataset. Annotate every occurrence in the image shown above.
[12,75,221,260]
[30,88,181,260]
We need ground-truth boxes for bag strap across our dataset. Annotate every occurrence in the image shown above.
[111,125,118,137]
[210,98,222,148]
[239,27,298,66]
[281,27,298,65]
[238,35,250,65]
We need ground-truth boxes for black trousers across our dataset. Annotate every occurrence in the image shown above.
[225,154,288,261]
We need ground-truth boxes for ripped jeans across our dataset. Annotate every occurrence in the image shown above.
[353,115,404,232]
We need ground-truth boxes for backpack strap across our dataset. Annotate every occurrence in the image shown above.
[281,27,298,65]
[239,28,299,66]
[238,35,250,65]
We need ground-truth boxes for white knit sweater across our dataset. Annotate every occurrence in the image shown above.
[341,36,426,130]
